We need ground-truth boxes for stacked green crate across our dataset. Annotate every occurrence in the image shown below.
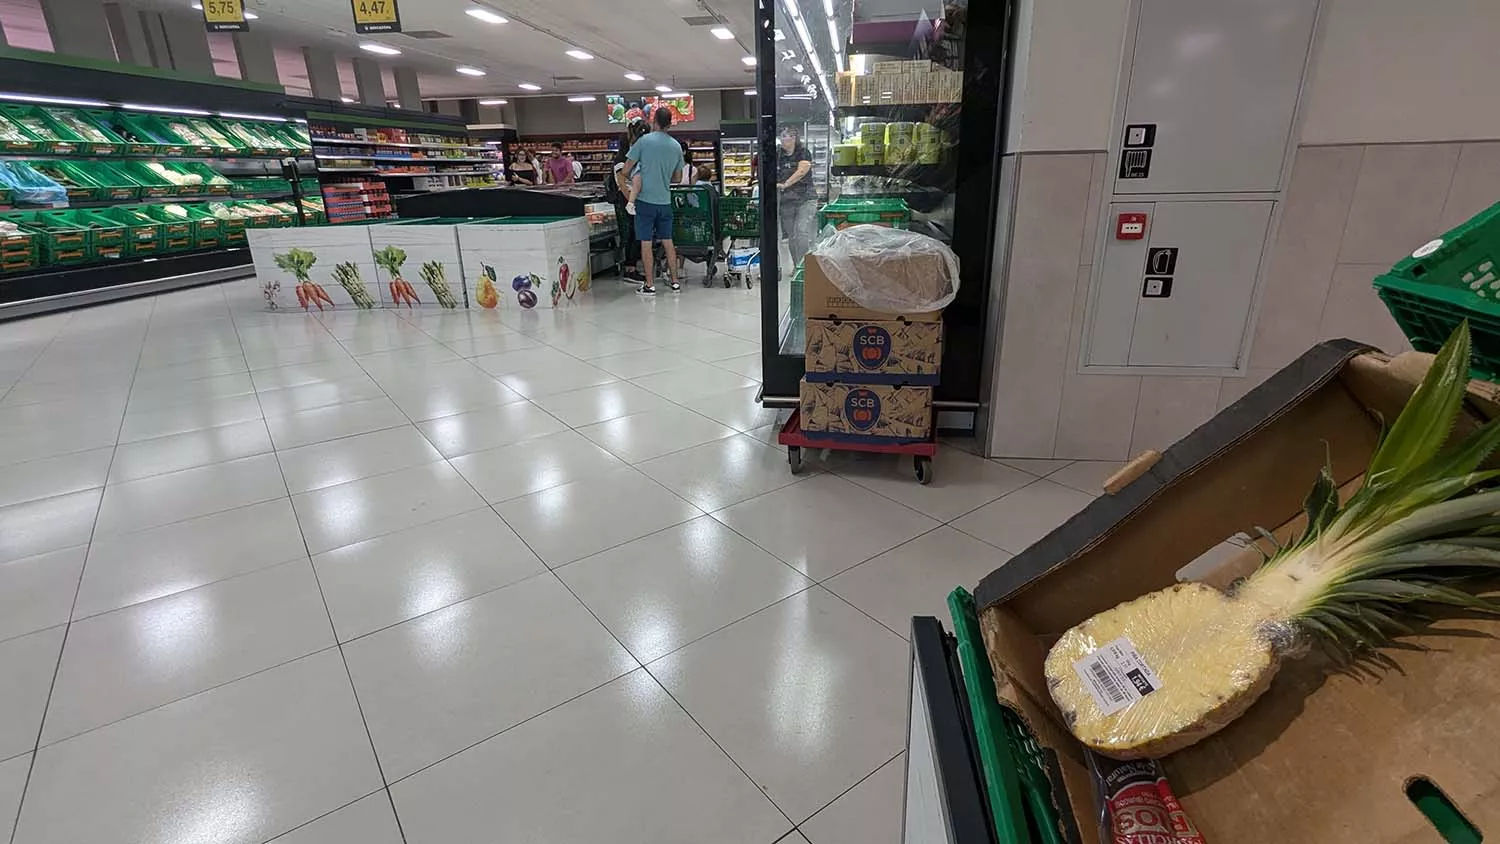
[183,205,224,248]
[110,112,195,156]
[42,108,127,156]
[179,118,240,156]
[232,177,293,198]
[213,119,288,156]
[0,105,89,155]
[26,161,95,202]
[0,110,43,154]
[816,197,911,231]
[0,226,38,274]
[97,207,163,255]
[0,211,91,264]
[69,210,128,259]
[137,205,195,250]
[72,161,142,202]
[114,161,177,198]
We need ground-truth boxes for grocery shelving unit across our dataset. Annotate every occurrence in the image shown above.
[514,129,723,187]
[721,137,756,192]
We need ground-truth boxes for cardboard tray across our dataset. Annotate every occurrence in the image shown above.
[974,339,1500,843]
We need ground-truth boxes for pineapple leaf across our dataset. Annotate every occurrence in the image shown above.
[1302,461,1340,542]
[1364,322,1471,491]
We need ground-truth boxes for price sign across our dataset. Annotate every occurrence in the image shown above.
[351,0,401,33]
[202,0,248,32]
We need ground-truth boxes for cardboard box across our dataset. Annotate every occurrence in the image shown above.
[972,340,1500,843]
[802,253,943,323]
[804,318,942,384]
[456,216,590,311]
[799,379,932,444]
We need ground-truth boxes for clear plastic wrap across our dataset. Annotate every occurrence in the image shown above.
[0,161,67,205]
[810,224,960,313]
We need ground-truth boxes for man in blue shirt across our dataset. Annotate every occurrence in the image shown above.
[625,107,685,294]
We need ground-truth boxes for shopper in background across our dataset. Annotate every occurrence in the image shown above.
[611,120,650,283]
[544,142,575,185]
[777,125,816,276]
[624,106,685,294]
[510,152,540,185]
[679,140,697,185]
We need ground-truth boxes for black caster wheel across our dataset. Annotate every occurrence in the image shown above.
[703,277,713,287]
[788,446,806,474]
[746,278,753,290]
[724,277,732,288]
[914,456,933,485]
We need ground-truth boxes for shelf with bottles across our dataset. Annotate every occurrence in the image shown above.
[321,180,394,224]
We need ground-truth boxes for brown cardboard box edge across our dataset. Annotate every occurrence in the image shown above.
[802,253,942,323]
[973,339,1500,843]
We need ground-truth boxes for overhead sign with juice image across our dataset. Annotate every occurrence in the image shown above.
[605,95,695,125]
[351,0,401,33]
[202,0,248,31]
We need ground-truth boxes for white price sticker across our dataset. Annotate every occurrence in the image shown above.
[1073,637,1161,717]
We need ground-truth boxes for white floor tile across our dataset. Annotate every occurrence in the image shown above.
[995,457,1073,477]
[250,359,371,393]
[950,478,1095,554]
[680,384,780,432]
[497,360,618,399]
[44,560,334,744]
[587,348,697,379]
[415,400,567,458]
[631,361,759,403]
[14,650,383,844]
[264,396,409,451]
[712,352,764,382]
[278,425,442,494]
[118,393,264,444]
[559,516,811,662]
[390,670,789,844]
[712,474,940,580]
[440,331,544,358]
[125,372,256,414]
[94,453,286,536]
[496,467,702,567]
[830,447,1035,521]
[108,419,273,484]
[800,753,904,844]
[0,753,28,837]
[577,405,738,464]
[651,588,909,822]
[382,373,527,422]
[0,448,113,509]
[534,381,678,428]
[0,417,119,467]
[0,626,65,761]
[0,547,86,643]
[76,499,306,619]
[269,792,403,844]
[825,528,1009,638]
[0,489,102,564]
[470,346,577,378]
[255,376,385,417]
[1046,459,1126,496]
[637,434,812,512]
[343,574,637,780]
[292,461,486,554]
[451,429,627,501]
[313,508,545,642]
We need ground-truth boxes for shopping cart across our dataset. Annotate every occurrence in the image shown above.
[721,192,759,290]
[670,184,719,285]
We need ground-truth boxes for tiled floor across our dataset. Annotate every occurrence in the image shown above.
[0,273,1114,844]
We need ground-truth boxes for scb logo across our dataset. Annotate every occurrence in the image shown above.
[844,388,881,431]
[854,325,892,369]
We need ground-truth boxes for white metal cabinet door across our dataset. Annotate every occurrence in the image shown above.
[1128,199,1274,368]
[1115,0,1319,195]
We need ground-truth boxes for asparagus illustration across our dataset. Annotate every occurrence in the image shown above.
[332,262,375,309]
[419,260,459,309]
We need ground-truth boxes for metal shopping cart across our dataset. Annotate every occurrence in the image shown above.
[720,192,759,290]
[669,184,719,285]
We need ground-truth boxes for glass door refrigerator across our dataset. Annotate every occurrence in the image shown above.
[753,0,1013,422]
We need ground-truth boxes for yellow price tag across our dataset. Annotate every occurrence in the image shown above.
[351,0,402,33]
[202,0,247,31]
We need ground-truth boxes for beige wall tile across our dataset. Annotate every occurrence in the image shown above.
[1338,143,1461,264]
[1248,146,1364,370]
[1130,376,1223,455]
[988,153,1096,457]
[1440,141,1500,230]
[1077,153,1108,267]
[1055,264,1140,460]
[1318,262,1411,353]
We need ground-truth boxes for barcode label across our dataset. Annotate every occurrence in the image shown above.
[1073,637,1161,717]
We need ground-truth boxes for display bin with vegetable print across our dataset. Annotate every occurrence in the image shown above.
[456,216,590,311]
[248,224,381,312]
[368,219,475,309]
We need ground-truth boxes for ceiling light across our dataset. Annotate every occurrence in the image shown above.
[479,98,508,105]
[743,89,756,96]
[0,93,107,107]
[624,72,646,81]
[565,49,593,60]
[742,56,757,66]
[568,95,596,102]
[518,83,542,91]
[341,97,355,103]
[360,43,401,55]
[465,8,508,23]
[710,26,734,39]
[456,66,486,76]
[655,85,672,93]
[781,93,813,100]
[662,92,687,98]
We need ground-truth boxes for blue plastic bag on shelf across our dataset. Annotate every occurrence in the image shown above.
[0,161,68,206]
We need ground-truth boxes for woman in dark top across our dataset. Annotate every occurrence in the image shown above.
[510,153,540,186]
[612,120,650,282]
[776,125,816,273]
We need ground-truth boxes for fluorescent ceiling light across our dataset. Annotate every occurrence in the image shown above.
[360,43,401,55]
[568,95,596,102]
[479,98,508,105]
[456,66,487,76]
[518,83,542,91]
[661,92,687,98]
[0,93,107,108]
[655,85,673,93]
[218,112,286,122]
[341,97,355,103]
[743,89,756,96]
[565,49,593,60]
[710,26,734,39]
[124,103,213,116]
[742,56,757,66]
[465,8,508,23]
[781,93,813,100]
[624,72,646,81]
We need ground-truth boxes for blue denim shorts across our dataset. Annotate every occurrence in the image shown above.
[635,200,674,242]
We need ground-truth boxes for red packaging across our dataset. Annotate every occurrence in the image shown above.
[1088,753,1206,843]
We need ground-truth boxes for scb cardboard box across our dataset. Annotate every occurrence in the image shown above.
[802,251,944,323]
[805,318,942,385]
[456,216,591,311]
[799,380,933,444]
[248,224,380,312]
[367,219,473,309]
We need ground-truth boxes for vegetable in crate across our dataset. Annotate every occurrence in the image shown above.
[1046,323,1500,759]
[419,260,459,309]
[331,262,375,310]
[373,246,421,307]
[273,247,335,312]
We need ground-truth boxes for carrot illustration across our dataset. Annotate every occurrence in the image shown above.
[274,248,328,311]
[374,246,421,308]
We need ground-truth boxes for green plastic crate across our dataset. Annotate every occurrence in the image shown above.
[0,211,91,264]
[97,207,163,255]
[0,105,85,155]
[113,161,178,198]
[0,226,38,274]
[0,111,43,154]
[1376,199,1500,378]
[26,162,96,202]
[180,118,241,156]
[42,108,127,156]
[817,197,911,231]
[232,177,293,198]
[111,112,195,156]
[69,161,142,203]
[213,119,288,156]
[184,205,225,248]
[720,194,759,238]
[137,205,196,242]
[69,209,128,257]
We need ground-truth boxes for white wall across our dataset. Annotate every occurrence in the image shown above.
[1004,0,1500,154]
[1299,0,1500,145]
